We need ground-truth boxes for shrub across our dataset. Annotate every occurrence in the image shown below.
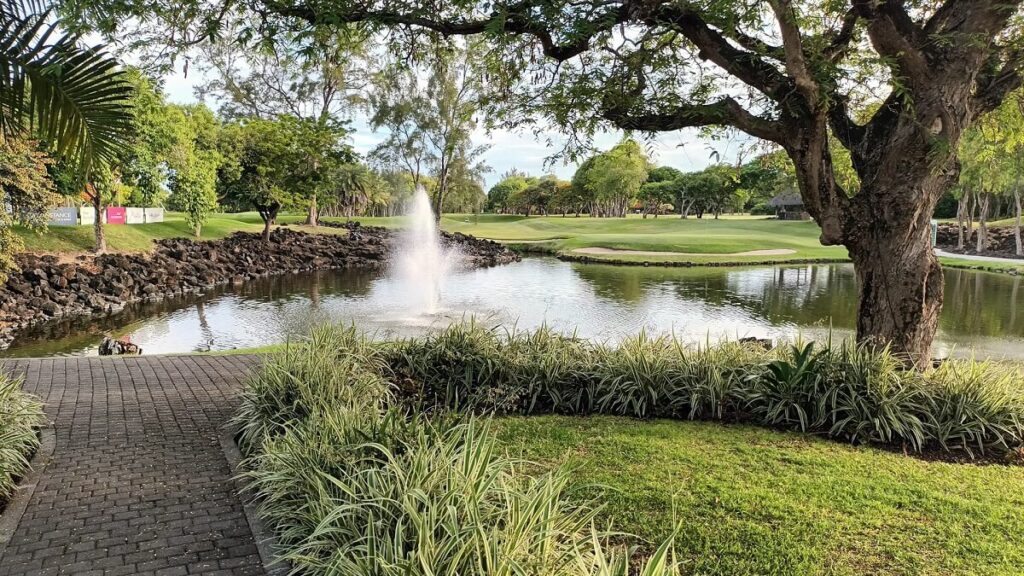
[816,344,932,450]
[232,325,391,455]
[0,371,44,504]
[385,320,507,410]
[240,332,684,575]
[926,360,1024,455]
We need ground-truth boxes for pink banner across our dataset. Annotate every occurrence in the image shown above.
[105,207,126,225]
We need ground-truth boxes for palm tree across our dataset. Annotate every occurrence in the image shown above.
[332,163,372,219]
[0,0,133,252]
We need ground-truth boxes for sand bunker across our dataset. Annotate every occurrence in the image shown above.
[573,247,797,257]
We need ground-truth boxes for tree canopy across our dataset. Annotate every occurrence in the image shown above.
[48,0,1024,360]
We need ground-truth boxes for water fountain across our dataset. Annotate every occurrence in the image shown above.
[392,186,457,316]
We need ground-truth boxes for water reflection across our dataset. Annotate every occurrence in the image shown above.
[2,258,1022,359]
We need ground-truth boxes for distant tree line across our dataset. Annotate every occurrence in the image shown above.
[487,141,794,219]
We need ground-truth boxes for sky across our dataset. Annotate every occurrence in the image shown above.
[160,65,743,189]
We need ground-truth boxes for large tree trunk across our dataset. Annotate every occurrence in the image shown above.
[789,103,957,368]
[847,223,943,366]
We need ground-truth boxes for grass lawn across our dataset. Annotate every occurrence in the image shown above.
[493,415,1024,576]
[939,255,1024,274]
[346,213,851,264]
[16,211,1024,272]
[14,211,339,254]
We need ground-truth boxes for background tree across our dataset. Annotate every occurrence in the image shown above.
[487,171,531,213]
[0,136,59,280]
[328,163,373,219]
[637,180,674,218]
[217,119,298,241]
[585,139,649,217]
[958,94,1024,255]
[165,104,222,237]
[198,27,368,226]
[116,70,176,208]
[371,45,487,220]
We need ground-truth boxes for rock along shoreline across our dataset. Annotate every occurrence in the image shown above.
[0,223,518,350]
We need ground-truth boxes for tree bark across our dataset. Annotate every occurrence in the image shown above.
[956,193,968,249]
[1015,188,1023,256]
[966,192,976,243]
[847,223,943,367]
[976,192,990,253]
[306,194,319,227]
[92,191,105,254]
[257,203,280,243]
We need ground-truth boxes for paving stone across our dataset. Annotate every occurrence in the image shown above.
[0,356,265,576]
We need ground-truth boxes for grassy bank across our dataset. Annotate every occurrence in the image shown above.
[16,211,1024,273]
[14,212,338,254]
[493,415,1024,575]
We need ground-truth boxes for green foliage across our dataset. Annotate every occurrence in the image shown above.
[371,46,488,216]
[238,327,683,575]
[0,1,132,180]
[584,139,649,217]
[0,135,60,280]
[486,173,530,212]
[165,104,222,235]
[171,152,219,237]
[0,371,44,504]
[216,118,301,226]
[385,323,1024,455]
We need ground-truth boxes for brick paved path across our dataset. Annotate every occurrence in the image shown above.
[0,356,266,576]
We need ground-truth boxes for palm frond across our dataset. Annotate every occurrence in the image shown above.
[0,1,132,178]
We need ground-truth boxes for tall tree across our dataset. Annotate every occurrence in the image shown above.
[217,118,298,242]
[166,105,221,237]
[0,136,59,281]
[57,0,1024,363]
[487,171,531,213]
[586,139,649,217]
[371,46,487,220]
[198,27,368,225]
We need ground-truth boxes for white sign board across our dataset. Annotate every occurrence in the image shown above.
[126,207,145,224]
[79,206,96,226]
[49,207,79,226]
[144,207,164,223]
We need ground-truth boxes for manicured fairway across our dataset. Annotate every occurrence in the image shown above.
[16,211,1024,273]
[493,415,1024,576]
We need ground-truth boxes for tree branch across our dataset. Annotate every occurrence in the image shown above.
[852,0,930,89]
[601,96,784,143]
[827,95,865,153]
[823,8,859,63]
[768,0,818,103]
[974,46,1024,115]
[651,4,791,101]
[268,0,629,62]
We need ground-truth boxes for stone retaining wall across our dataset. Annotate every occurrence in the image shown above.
[0,224,518,349]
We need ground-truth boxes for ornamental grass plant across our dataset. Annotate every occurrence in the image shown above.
[0,371,44,505]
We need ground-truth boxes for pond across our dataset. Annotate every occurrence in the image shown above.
[2,258,1022,359]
